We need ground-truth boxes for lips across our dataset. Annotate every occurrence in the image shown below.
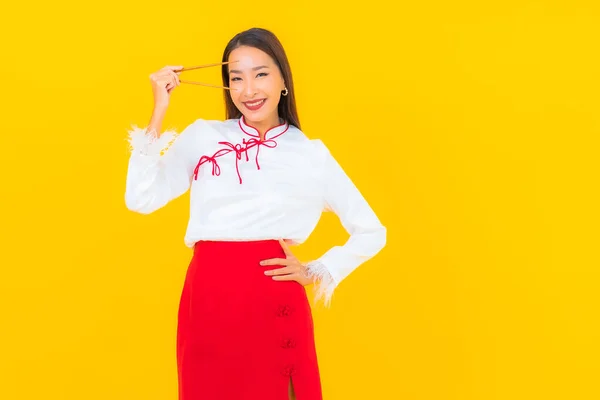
[243,98,266,111]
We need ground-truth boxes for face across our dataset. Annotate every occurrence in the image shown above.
[227,45,286,127]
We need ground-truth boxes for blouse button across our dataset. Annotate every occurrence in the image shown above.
[280,338,297,349]
[276,304,293,317]
[281,364,296,377]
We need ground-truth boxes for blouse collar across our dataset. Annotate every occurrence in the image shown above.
[238,115,290,141]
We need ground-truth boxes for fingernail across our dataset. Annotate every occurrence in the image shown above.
[264,271,269,275]
[259,261,264,265]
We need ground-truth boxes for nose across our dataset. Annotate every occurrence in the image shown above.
[243,80,257,97]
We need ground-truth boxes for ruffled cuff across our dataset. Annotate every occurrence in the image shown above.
[305,260,338,308]
[126,125,179,156]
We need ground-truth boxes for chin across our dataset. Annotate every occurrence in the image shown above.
[245,110,270,123]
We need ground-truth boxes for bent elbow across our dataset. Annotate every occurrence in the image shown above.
[368,224,387,257]
[124,190,157,215]
[379,225,387,249]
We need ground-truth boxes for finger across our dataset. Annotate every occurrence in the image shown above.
[260,258,291,266]
[166,74,176,91]
[271,273,298,282]
[278,238,294,257]
[165,76,175,92]
[171,70,180,86]
[264,266,295,276]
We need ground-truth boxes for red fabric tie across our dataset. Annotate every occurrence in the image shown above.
[193,133,283,184]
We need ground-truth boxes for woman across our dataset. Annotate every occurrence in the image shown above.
[125,27,386,400]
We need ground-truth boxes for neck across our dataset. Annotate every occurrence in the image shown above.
[245,115,282,140]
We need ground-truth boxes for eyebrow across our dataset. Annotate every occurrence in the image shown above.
[229,65,270,74]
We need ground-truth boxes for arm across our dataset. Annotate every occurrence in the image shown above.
[305,139,387,307]
[124,117,201,214]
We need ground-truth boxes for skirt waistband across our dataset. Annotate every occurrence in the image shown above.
[193,239,286,258]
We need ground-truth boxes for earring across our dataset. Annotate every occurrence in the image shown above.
[281,87,288,96]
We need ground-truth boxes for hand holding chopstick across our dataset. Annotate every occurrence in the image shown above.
[149,61,239,109]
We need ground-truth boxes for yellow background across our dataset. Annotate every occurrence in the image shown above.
[1,1,599,399]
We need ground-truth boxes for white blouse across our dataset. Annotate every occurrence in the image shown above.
[125,116,386,306]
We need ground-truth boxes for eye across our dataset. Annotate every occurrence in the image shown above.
[231,77,241,81]
[257,72,269,77]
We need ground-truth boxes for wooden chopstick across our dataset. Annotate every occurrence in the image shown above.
[179,60,238,72]
[179,80,233,90]
[177,60,239,89]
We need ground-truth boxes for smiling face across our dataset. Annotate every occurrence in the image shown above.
[227,45,286,129]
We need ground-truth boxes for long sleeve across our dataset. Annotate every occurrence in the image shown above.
[124,119,202,214]
[305,139,387,307]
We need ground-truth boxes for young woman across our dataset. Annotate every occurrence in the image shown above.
[125,27,386,400]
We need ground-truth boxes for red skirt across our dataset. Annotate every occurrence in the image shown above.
[177,239,323,400]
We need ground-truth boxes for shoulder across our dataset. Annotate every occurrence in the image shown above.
[307,137,334,167]
[309,137,328,152]
[280,124,337,167]
[281,124,325,149]
[282,124,310,144]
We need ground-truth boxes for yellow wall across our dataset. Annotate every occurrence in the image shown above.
[1,1,599,399]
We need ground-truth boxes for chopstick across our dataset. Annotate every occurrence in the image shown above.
[178,60,239,90]
[179,80,233,90]
[179,60,238,72]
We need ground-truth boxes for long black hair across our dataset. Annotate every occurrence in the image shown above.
[221,28,301,130]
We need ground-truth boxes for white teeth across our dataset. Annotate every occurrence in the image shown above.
[246,99,265,106]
